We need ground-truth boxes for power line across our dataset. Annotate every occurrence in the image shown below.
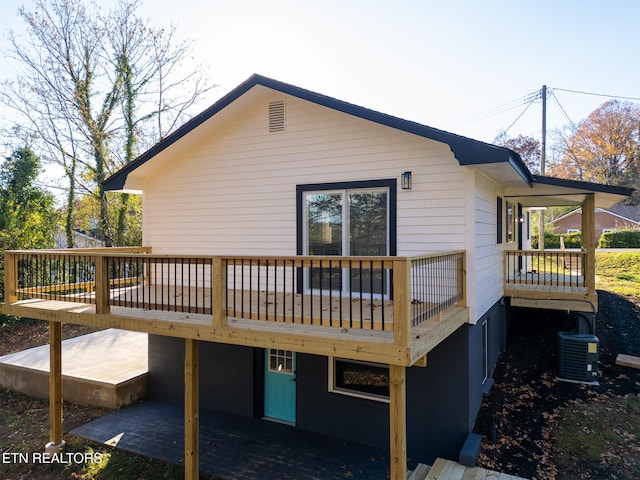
[550,90,578,130]
[451,91,540,128]
[553,87,640,102]
[501,93,539,135]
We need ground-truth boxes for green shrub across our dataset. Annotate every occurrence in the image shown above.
[598,229,640,248]
[532,231,582,249]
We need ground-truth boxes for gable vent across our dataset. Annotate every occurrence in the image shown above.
[269,100,285,133]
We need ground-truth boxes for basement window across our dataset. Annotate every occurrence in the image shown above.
[329,358,389,403]
[268,100,285,133]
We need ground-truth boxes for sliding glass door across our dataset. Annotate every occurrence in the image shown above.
[304,188,389,296]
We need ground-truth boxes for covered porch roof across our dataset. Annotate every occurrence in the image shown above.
[503,174,633,209]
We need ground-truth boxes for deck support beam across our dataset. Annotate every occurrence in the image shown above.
[184,338,199,480]
[389,364,407,480]
[582,193,596,296]
[45,321,65,454]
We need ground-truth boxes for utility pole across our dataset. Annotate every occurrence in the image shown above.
[541,85,547,175]
[539,85,547,250]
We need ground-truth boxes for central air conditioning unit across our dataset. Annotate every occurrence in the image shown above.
[558,331,599,383]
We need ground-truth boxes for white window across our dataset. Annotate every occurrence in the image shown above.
[328,357,389,403]
[567,229,580,234]
[268,349,294,373]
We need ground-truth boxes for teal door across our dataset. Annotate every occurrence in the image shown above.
[264,349,296,424]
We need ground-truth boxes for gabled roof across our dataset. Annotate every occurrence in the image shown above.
[609,204,640,223]
[102,74,635,209]
[103,73,532,192]
[548,204,640,225]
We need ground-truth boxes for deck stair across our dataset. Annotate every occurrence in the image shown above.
[408,458,528,480]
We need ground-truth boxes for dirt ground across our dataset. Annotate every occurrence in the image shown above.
[474,291,640,479]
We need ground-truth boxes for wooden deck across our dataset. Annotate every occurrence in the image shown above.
[409,458,527,480]
[110,284,399,331]
[4,296,467,367]
[504,250,597,313]
[504,278,597,312]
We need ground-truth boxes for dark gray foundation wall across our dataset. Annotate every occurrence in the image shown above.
[148,336,257,416]
[466,299,508,431]
[146,298,507,465]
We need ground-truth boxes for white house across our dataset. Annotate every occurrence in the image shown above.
[3,74,632,480]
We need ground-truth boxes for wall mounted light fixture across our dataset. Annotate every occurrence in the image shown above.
[401,171,412,190]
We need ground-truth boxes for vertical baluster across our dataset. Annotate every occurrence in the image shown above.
[309,260,313,325]
[339,260,344,327]
[369,259,374,330]
[301,259,305,324]
[290,260,295,323]
[381,260,385,331]
[282,259,286,323]
[247,259,251,319]
[273,259,278,322]
[328,260,334,327]
[318,259,323,326]
[358,260,363,329]
[257,259,262,320]
[231,258,236,318]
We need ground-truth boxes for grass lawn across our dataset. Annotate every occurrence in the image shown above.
[595,251,640,296]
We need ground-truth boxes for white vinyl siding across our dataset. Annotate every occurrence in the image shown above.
[142,93,468,258]
[472,171,505,322]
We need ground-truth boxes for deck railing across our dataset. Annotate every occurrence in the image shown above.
[505,249,586,288]
[5,249,466,339]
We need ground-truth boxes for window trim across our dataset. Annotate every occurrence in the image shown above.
[328,357,390,403]
[482,318,489,384]
[296,179,397,256]
[496,196,503,244]
[506,201,516,244]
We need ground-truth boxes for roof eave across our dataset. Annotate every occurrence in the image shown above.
[103,74,533,192]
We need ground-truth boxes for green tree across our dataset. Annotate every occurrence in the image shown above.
[0,147,57,300]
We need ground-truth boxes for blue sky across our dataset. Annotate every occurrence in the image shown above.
[1,0,639,149]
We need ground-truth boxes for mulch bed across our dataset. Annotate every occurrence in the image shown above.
[474,291,640,479]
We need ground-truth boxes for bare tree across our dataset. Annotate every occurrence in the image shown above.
[1,0,214,246]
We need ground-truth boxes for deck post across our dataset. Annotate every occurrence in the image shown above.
[389,364,407,480]
[4,251,18,304]
[457,251,466,307]
[94,255,110,314]
[184,338,199,480]
[393,259,411,347]
[582,193,596,295]
[45,321,65,455]
[211,257,227,327]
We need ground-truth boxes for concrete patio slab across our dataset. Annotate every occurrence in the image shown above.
[0,329,147,408]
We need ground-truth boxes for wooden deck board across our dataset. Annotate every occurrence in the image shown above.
[421,459,528,480]
[109,285,398,331]
[616,354,640,370]
[7,289,466,366]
